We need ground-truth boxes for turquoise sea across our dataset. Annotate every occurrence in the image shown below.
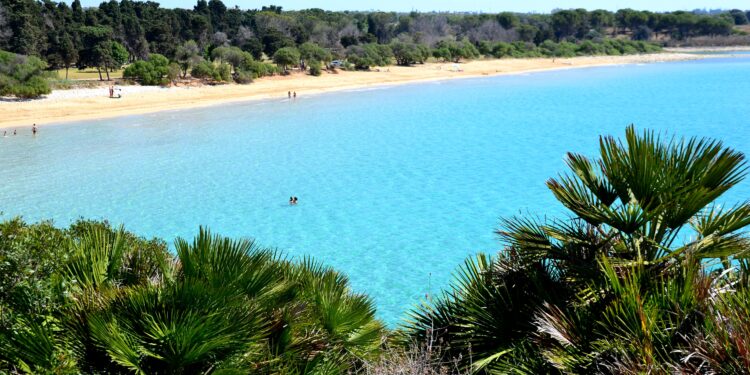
[2,54,749,323]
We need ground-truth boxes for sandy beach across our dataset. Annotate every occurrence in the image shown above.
[0,52,718,129]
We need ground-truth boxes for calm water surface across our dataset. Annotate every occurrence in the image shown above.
[2,55,749,323]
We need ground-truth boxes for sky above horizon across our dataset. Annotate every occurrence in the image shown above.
[76,0,749,13]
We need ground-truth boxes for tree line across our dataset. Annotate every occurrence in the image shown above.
[1,1,746,69]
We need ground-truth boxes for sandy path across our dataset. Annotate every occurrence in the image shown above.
[0,53,716,129]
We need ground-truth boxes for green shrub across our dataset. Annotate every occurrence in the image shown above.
[0,50,51,98]
[0,220,385,374]
[215,63,231,82]
[390,41,430,66]
[406,126,750,373]
[433,39,480,62]
[167,62,181,83]
[491,42,514,58]
[240,59,278,78]
[432,47,452,62]
[190,61,231,82]
[190,60,215,80]
[345,43,393,70]
[511,41,540,57]
[123,54,170,85]
[309,60,322,76]
[234,69,253,83]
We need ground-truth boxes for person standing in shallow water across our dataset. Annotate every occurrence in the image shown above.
[32,124,37,135]
[293,91,297,99]
[288,91,291,99]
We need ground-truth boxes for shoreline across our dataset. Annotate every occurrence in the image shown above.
[0,52,723,129]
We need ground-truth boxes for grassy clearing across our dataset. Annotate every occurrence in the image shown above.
[54,68,124,80]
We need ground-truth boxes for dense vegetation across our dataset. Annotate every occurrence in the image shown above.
[1,127,749,374]
[0,0,748,96]
[0,220,384,374]
[406,126,750,373]
[0,50,51,98]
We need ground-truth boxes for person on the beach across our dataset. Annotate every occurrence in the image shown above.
[32,124,37,135]
[109,85,113,98]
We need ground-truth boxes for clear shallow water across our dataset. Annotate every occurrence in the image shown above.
[2,56,750,324]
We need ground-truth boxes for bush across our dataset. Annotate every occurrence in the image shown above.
[490,42,514,58]
[240,59,278,78]
[576,40,604,55]
[345,43,393,70]
[167,63,181,83]
[405,126,750,373]
[511,41,541,57]
[234,70,253,84]
[433,39,479,62]
[539,40,577,57]
[190,60,230,83]
[0,50,52,99]
[122,54,170,86]
[309,60,322,76]
[215,63,231,82]
[0,220,386,374]
[190,60,213,79]
[432,47,452,62]
[390,41,430,66]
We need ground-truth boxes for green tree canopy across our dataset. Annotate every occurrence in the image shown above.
[345,43,393,70]
[123,53,170,85]
[299,42,332,66]
[390,41,429,66]
[272,46,300,72]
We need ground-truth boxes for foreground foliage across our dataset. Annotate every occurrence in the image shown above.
[406,126,750,373]
[0,221,384,374]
